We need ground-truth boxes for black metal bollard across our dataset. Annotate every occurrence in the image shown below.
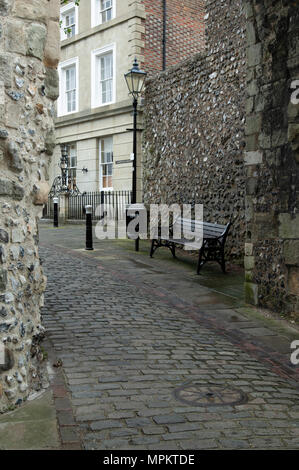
[53,197,59,228]
[85,205,93,251]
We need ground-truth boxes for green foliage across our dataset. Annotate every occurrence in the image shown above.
[61,0,80,5]
[60,0,81,35]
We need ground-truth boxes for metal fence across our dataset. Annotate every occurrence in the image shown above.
[42,191,132,221]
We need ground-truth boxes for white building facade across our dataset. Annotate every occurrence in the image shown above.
[50,0,146,198]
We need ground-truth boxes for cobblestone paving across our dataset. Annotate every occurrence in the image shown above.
[41,243,299,450]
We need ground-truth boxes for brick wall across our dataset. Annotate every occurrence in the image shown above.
[142,0,205,75]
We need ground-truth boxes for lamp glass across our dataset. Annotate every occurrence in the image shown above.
[124,60,147,99]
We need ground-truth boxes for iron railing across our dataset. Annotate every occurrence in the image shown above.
[42,191,132,221]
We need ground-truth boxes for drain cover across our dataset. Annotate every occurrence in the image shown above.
[174,383,248,407]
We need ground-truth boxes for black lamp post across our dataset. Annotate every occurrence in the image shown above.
[124,58,147,251]
[60,143,69,192]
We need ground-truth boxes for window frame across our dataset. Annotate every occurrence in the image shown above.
[91,44,116,109]
[58,57,79,117]
[91,0,116,28]
[99,137,113,191]
[68,143,78,181]
[60,2,79,41]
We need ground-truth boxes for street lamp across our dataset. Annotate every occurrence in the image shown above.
[60,143,69,192]
[124,58,147,251]
[124,58,147,204]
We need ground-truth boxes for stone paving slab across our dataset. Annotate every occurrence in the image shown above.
[39,225,299,450]
[0,391,60,450]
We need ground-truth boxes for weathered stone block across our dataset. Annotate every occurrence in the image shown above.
[244,151,263,165]
[288,267,299,295]
[244,256,255,271]
[27,23,47,60]
[246,177,258,195]
[245,134,258,151]
[44,20,60,68]
[44,68,59,100]
[247,79,258,97]
[253,213,278,239]
[247,43,262,67]
[246,114,262,136]
[6,18,26,55]
[45,128,56,155]
[284,240,299,266]
[246,22,256,45]
[245,242,253,256]
[244,282,258,305]
[13,0,48,22]
[0,53,12,87]
[279,214,299,239]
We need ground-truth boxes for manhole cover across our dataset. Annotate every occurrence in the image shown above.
[174,383,248,407]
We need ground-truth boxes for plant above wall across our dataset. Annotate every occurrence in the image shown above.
[60,0,81,36]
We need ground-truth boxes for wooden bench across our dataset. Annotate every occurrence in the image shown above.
[150,217,231,274]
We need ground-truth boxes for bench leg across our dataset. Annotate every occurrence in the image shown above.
[170,243,176,258]
[197,248,203,274]
[150,239,156,258]
[221,246,226,273]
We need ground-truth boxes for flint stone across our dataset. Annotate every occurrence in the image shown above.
[0,229,9,243]
[0,179,24,200]
[0,129,8,139]
[0,306,7,317]
[6,90,24,101]
[0,347,15,372]
[6,141,23,172]
[0,267,7,291]
[0,0,12,16]
[0,245,5,263]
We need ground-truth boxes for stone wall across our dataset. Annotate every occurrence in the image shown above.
[143,0,247,259]
[0,0,60,412]
[244,1,299,319]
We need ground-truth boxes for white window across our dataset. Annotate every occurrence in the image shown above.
[91,45,115,108]
[69,144,77,181]
[58,58,79,116]
[100,137,113,190]
[100,0,113,23]
[60,2,78,40]
[91,0,115,28]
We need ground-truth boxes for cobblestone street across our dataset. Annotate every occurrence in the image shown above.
[40,224,299,450]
